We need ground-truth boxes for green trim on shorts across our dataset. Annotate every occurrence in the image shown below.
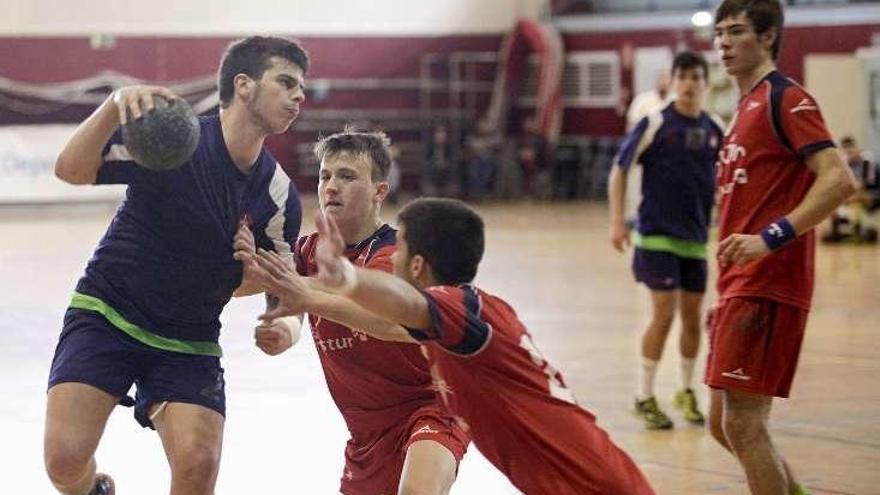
[632,233,708,260]
[69,292,223,357]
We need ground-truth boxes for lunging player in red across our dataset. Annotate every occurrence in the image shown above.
[242,198,656,495]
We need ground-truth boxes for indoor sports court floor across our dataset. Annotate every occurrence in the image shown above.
[1,198,877,494]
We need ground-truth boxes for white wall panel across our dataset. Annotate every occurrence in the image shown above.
[4,0,548,36]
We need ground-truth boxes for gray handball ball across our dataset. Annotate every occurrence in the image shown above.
[122,96,200,171]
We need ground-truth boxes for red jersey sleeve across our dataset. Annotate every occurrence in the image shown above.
[407,285,492,356]
[778,85,835,158]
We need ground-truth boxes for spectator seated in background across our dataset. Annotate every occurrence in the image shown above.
[464,119,501,201]
[627,73,672,131]
[423,122,456,197]
[823,136,879,244]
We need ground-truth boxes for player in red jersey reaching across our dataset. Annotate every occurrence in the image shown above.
[709,1,856,494]
[235,129,468,495]
[242,198,656,495]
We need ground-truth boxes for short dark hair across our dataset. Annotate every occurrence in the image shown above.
[398,198,484,285]
[218,36,310,107]
[313,126,393,181]
[671,51,709,80]
[715,0,784,60]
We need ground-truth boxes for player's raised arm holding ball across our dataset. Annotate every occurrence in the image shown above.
[45,36,308,495]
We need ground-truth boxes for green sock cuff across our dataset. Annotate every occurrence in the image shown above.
[792,485,811,495]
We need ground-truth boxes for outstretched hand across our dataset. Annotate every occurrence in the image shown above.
[314,212,351,291]
[243,248,312,320]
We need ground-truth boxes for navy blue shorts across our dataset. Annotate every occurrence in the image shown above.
[632,248,707,293]
[48,309,225,429]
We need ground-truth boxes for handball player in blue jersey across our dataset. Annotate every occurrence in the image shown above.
[44,37,307,495]
[608,51,723,430]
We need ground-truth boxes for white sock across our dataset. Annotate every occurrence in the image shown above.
[680,357,696,391]
[637,358,659,401]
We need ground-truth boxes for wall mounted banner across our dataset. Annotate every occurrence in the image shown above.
[0,124,124,203]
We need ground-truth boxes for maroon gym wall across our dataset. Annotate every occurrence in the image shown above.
[0,24,875,182]
[1,24,874,125]
[560,23,879,136]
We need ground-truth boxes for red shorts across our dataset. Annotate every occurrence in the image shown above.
[340,404,470,495]
[705,297,808,398]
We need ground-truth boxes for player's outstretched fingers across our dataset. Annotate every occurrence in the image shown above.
[241,256,273,289]
[314,211,329,237]
[313,213,346,288]
[326,215,345,251]
[257,249,289,272]
[314,211,345,256]
[254,249,287,280]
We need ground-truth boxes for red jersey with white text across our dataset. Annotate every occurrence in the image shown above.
[294,226,438,433]
[715,71,835,310]
[407,285,655,495]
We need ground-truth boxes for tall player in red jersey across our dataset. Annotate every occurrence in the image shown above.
[236,130,468,495]
[709,1,856,494]
[243,198,656,495]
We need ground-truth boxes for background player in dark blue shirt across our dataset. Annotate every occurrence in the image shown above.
[608,51,723,431]
[44,36,307,495]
